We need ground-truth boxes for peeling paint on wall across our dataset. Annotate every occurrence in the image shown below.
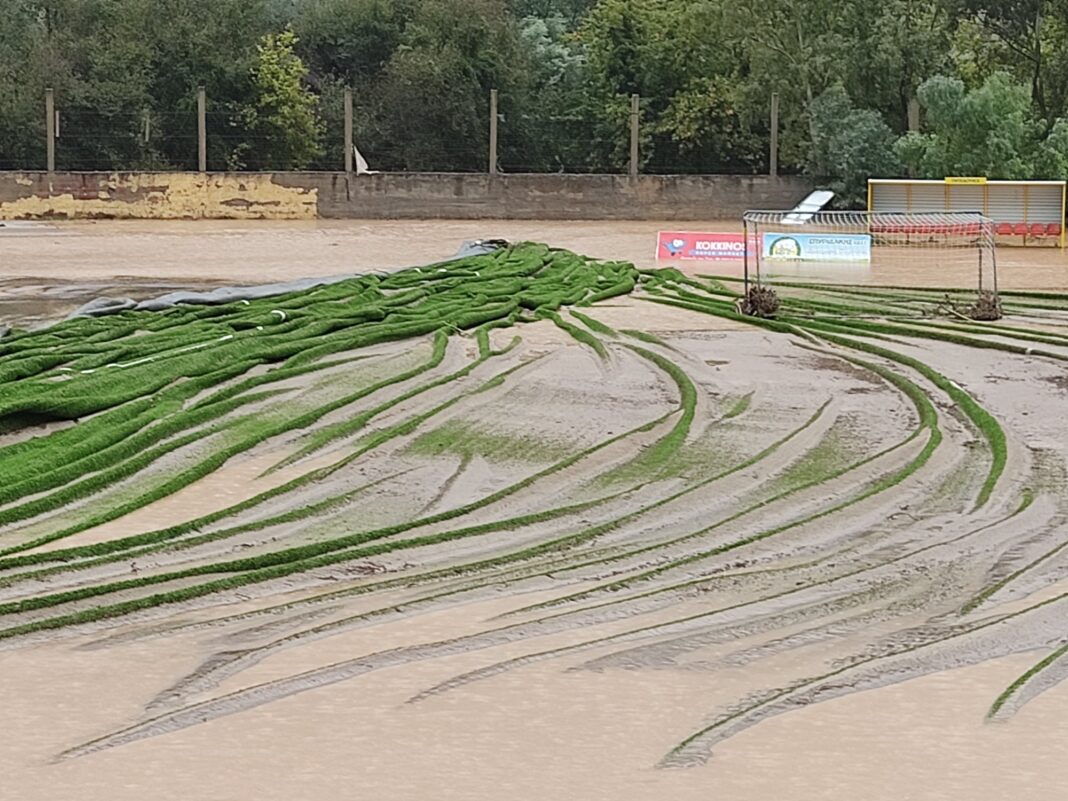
[0,173,318,220]
[1,171,815,221]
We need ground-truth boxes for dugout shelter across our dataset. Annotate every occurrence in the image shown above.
[867,178,1066,247]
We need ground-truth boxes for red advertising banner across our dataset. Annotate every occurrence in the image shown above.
[656,231,747,261]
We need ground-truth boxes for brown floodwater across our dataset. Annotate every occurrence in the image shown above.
[2,593,1066,801]
[2,219,1067,799]
[2,219,1067,289]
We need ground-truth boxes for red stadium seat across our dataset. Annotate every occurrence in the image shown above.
[1031,223,1047,237]
[995,223,1013,236]
[1013,223,1029,236]
[1047,223,1063,236]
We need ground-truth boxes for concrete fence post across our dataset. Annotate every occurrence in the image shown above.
[344,88,354,174]
[629,93,640,178]
[489,89,499,176]
[769,92,780,178]
[45,88,55,173]
[197,86,207,172]
[906,96,921,177]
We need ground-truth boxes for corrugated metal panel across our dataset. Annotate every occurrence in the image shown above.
[871,183,908,212]
[1027,185,1063,222]
[870,180,1063,225]
[986,185,1025,222]
[909,183,945,213]
[947,184,984,214]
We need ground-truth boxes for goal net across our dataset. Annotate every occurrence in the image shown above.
[742,210,998,297]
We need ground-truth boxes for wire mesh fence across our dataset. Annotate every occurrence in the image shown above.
[52,109,198,171]
[1,90,784,175]
[498,113,628,174]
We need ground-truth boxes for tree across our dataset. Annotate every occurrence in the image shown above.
[653,77,766,173]
[723,0,853,110]
[291,0,409,83]
[505,13,589,170]
[241,29,323,169]
[895,72,1042,177]
[576,0,769,173]
[857,0,955,130]
[0,3,54,169]
[717,0,861,170]
[361,0,524,171]
[507,0,594,23]
[946,0,1068,126]
[0,1,161,170]
[808,84,902,206]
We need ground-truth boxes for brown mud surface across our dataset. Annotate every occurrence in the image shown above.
[1,221,1068,800]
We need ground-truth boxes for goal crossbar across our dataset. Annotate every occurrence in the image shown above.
[743,209,995,235]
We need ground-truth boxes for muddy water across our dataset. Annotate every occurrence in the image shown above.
[3,221,1068,799]
[2,219,1066,289]
[709,655,1068,801]
[30,449,337,554]
[1,594,1065,801]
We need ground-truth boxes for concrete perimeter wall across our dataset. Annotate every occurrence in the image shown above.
[0,171,813,221]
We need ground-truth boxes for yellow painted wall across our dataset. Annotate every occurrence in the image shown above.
[0,173,318,220]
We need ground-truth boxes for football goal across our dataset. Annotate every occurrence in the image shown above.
[742,210,998,311]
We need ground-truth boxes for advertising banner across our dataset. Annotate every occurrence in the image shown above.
[761,232,872,262]
[657,231,747,261]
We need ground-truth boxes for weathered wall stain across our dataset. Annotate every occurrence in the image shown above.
[0,171,814,221]
[0,173,318,220]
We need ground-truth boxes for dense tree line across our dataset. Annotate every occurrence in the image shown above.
[5,0,1068,202]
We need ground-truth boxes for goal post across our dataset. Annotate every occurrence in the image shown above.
[742,209,998,299]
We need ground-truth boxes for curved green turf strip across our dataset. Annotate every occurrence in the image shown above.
[987,642,1068,719]
[641,278,1006,510]
[0,402,676,576]
[0,346,698,620]
[512,347,939,611]
[568,309,618,338]
[0,346,723,631]
[0,242,1057,647]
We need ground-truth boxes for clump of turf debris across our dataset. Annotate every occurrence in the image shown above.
[936,290,1003,322]
[968,290,1003,321]
[736,285,780,318]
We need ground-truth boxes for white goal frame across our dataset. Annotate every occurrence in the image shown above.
[742,209,998,297]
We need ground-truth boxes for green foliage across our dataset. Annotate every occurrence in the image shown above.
[508,0,594,22]
[8,0,1068,177]
[859,0,954,131]
[946,0,1068,125]
[240,29,323,169]
[292,0,408,81]
[894,71,1068,178]
[808,84,902,206]
[653,77,766,173]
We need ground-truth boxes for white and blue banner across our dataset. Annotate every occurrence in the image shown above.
[762,233,872,262]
